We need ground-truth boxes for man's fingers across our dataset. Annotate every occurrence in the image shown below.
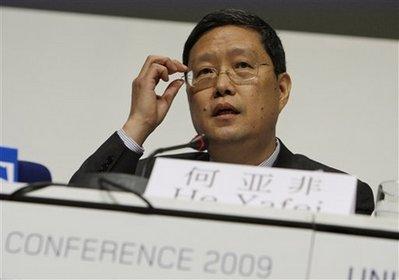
[146,63,169,84]
[139,56,187,77]
[139,55,165,75]
[160,79,185,107]
[172,59,188,72]
[165,59,178,74]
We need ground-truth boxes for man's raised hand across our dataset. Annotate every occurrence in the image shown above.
[122,56,188,146]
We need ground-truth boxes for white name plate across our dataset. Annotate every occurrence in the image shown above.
[145,158,357,215]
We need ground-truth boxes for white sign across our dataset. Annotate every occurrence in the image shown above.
[2,200,312,279]
[145,158,357,215]
[308,232,398,279]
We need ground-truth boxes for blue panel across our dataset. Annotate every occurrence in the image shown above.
[0,166,7,180]
[0,146,18,181]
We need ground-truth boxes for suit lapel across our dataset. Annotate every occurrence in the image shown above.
[272,140,296,169]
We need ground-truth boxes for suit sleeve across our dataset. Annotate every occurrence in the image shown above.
[69,132,142,184]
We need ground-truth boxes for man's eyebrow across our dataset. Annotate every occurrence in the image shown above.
[191,52,217,64]
[227,47,257,57]
[190,47,258,64]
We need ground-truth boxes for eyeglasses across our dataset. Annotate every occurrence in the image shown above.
[184,62,271,91]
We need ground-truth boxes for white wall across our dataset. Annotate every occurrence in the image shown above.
[1,7,398,194]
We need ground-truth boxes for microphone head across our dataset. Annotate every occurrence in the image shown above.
[189,134,208,151]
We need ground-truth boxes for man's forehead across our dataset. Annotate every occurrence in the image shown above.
[187,26,267,65]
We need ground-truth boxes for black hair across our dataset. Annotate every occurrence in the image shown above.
[183,9,286,76]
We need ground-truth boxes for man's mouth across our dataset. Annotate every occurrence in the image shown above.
[212,103,240,117]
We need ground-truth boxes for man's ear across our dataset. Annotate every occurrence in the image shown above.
[277,72,292,113]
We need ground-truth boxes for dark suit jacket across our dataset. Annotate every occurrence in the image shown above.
[70,132,375,215]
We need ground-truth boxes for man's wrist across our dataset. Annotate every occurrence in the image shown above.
[117,129,144,154]
[122,119,152,146]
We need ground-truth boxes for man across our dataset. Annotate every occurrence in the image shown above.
[70,9,374,214]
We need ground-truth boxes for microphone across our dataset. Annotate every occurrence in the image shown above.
[140,134,208,177]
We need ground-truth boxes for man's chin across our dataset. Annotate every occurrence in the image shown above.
[206,128,246,144]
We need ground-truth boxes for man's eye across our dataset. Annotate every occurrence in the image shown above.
[235,62,253,69]
[196,68,214,77]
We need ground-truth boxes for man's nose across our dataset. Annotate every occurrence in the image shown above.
[214,71,236,98]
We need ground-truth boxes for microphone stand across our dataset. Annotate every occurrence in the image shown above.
[140,134,207,178]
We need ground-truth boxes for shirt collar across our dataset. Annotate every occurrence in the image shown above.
[208,138,280,167]
[258,138,280,167]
